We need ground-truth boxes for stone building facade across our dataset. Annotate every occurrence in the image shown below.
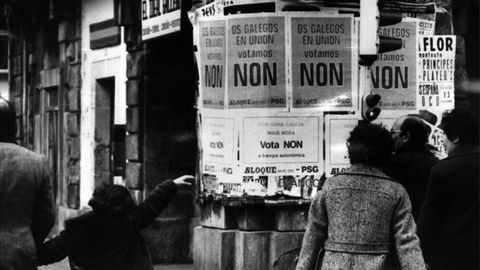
[4,0,197,263]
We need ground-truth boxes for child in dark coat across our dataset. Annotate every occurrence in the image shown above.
[37,175,194,270]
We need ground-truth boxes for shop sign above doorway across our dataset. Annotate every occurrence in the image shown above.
[141,0,181,40]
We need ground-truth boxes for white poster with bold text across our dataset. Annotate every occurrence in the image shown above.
[291,15,354,109]
[227,15,287,109]
[372,20,418,111]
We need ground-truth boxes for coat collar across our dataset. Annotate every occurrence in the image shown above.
[446,145,480,160]
[338,164,394,181]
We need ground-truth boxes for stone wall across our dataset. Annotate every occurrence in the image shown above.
[123,0,198,263]
[7,0,83,228]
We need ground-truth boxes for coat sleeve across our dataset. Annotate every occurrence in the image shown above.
[131,180,178,230]
[31,156,56,247]
[417,166,445,265]
[37,230,70,265]
[391,188,427,270]
[295,188,328,270]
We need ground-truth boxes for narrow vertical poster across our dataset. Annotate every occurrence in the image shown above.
[201,116,237,194]
[372,21,417,111]
[199,20,227,109]
[324,115,357,177]
[417,36,455,112]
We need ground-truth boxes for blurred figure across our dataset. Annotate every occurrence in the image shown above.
[38,175,195,270]
[418,108,479,270]
[0,97,55,270]
[296,123,425,270]
[384,115,438,220]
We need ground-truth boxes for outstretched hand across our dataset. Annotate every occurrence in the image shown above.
[173,175,195,187]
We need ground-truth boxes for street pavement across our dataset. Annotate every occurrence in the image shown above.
[39,258,193,270]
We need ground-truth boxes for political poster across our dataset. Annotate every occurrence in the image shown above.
[242,116,320,163]
[227,15,287,109]
[417,36,456,112]
[200,115,237,194]
[202,116,235,165]
[198,20,227,109]
[372,20,418,111]
[291,15,354,109]
[240,115,323,197]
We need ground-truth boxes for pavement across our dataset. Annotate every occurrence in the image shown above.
[39,259,193,270]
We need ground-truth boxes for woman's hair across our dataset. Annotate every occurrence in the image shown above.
[88,184,135,213]
[440,108,480,145]
[0,97,16,143]
[347,123,393,166]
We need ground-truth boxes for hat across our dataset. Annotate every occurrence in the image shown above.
[88,184,135,213]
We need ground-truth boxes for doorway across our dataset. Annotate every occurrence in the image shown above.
[94,77,125,187]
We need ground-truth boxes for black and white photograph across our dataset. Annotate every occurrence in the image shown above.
[0,0,478,269]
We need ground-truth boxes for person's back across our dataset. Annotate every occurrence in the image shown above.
[57,211,152,270]
[0,143,55,270]
[0,97,55,270]
[38,176,194,270]
[384,115,438,219]
[385,147,437,219]
[418,145,479,270]
[296,124,425,270]
[319,166,424,269]
[324,168,407,249]
[418,108,480,270]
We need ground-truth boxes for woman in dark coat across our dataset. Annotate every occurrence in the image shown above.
[37,175,194,270]
[296,123,426,270]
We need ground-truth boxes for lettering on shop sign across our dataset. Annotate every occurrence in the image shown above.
[142,0,180,20]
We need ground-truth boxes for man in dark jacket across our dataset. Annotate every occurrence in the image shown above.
[0,97,55,270]
[37,175,194,270]
[383,115,438,220]
[418,108,479,270]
